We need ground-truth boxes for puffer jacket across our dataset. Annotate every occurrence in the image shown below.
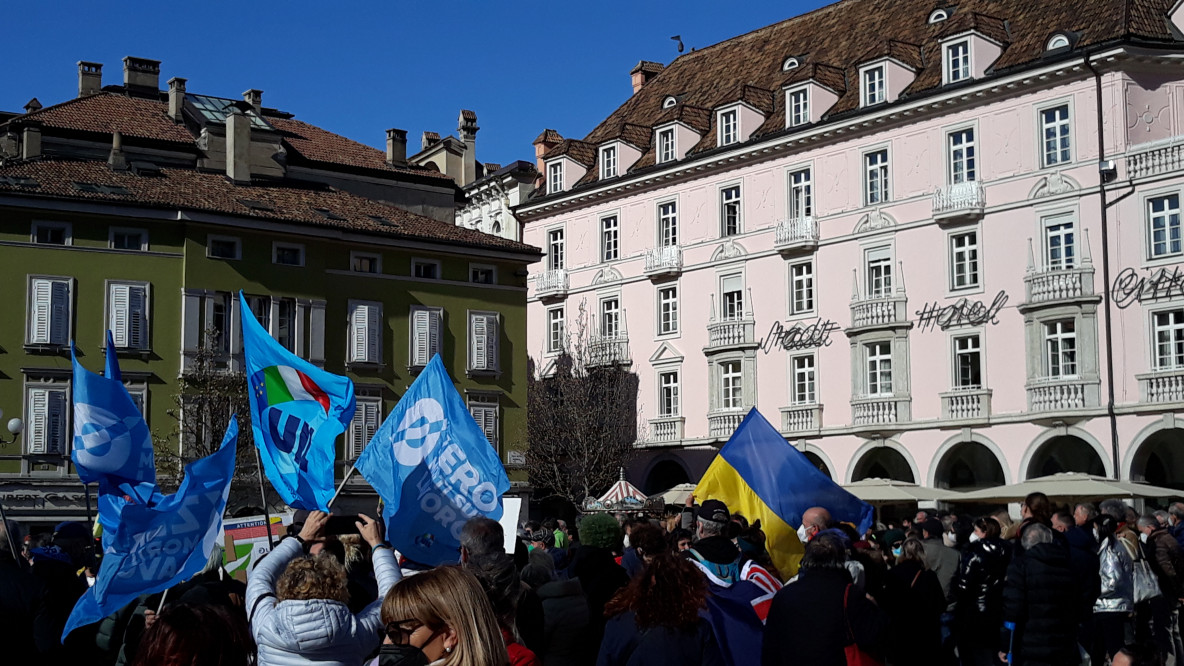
[953,537,1010,624]
[1093,537,1134,614]
[248,537,401,666]
[1146,527,1184,599]
[999,542,1079,665]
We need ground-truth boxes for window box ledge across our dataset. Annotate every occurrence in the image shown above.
[780,404,823,434]
[1137,370,1184,404]
[938,387,992,421]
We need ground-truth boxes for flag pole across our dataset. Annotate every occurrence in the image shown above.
[83,483,94,534]
[0,499,20,564]
[253,445,275,549]
[327,465,356,509]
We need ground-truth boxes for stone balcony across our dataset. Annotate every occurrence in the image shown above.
[587,333,631,367]
[1023,266,1095,305]
[932,181,985,224]
[535,269,569,299]
[1137,369,1184,404]
[851,395,911,427]
[705,317,756,352]
[774,216,819,255]
[1026,376,1099,413]
[1126,135,1184,179]
[939,387,993,421]
[646,416,684,444]
[781,404,823,434]
[644,245,683,279]
[708,409,747,438]
[849,295,909,330]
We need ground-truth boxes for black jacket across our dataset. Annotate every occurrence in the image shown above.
[597,610,724,666]
[954,537,1011,626]
[883,560,946,666]
[1000,542,1079,665]
[537,578,593,666]
[569,546,629,651]
[0,557,44,660]
[762,567,889,666]
[1063,526,1100,621]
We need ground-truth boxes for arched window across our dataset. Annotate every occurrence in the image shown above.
[1046,34,1071,51]
[928,8,948,23]
[782,57,800,72]
[662,96,678,109]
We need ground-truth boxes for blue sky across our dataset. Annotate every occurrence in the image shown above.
[4,1,830,165]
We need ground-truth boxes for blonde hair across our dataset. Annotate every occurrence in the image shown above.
[276,554,349,604]
[381,566,508,666]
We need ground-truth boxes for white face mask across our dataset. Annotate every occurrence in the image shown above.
[943,532,957,547]
[1140,533,1149,544]
[797,524,810,543]
[968,533,981,543]
[623,534,631,549]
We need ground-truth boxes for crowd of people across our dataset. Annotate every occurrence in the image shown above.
[1,494,1183,665]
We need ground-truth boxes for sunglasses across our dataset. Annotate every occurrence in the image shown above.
[384,620,442,647]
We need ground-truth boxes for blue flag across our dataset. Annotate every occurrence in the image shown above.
[355,354,510,566]
[63,417,238,641]
[240,292,355,511]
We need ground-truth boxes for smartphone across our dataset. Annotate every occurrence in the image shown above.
[325,515,361,536]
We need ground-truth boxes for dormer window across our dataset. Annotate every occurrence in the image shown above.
[718,109,739,146]
[662,96,678,109]
[928,8,948,23]
[862,66,885,106]
[657,128,676,163]
[782,57,800,72]
[1046,34,1071,51]
[600,145,618,180]
[788,87,810,127]
[945,40,971,84]
[547,162,564,194]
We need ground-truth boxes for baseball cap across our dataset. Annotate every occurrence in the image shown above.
[698,499,730,524]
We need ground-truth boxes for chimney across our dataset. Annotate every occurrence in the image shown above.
[630,61,665,95]
[78,61,103,97]
[21,122,42,159]
[167,77,187,122]
[122,57,161,95]
[458,110,478,186]
[108,131,128,171]
[386,128,407,165]
[23,98,42,114]
[532,129,563,173]
[243,89,263,113]
[226,103,252,185]
[421,131,440,151]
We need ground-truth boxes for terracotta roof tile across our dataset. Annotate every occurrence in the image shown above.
[541,139,596,167]
[631,61,666,75]
[938,12,1011,44]
[532,129,563,145]
[599,122,653,149]
[732,84,776,113]
[4,93,193,144]
[460,109,477,121]
[783,62,849,92]
[857,39,925,69]
[653,104,712,133]
[0,158,538,255]
[268,117,450,180]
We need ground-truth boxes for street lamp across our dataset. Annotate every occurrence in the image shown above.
[0,408,24,444]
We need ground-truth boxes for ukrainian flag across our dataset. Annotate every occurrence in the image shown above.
[695,408,874,579]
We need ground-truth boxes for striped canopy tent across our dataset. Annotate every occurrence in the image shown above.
[582,468,661,513]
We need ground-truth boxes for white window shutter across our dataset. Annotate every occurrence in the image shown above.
[488,315,500,372]
[366,305,381,363]
[428,310,441,360]
[110,284,130,348]
[470,405,498,447]
[50,281,69,345]
[30,279,51,344]
[412,309,430,366]
[27,388,48,454]
[470,315,488,371]
[363,400,379,446]
[128,285,147,349]
[351,304,368,362]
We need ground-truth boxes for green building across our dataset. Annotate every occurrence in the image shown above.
[0,57,540,530]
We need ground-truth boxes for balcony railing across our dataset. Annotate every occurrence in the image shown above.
[851,395,910,426]
[706,317,755,350]
[774,216,819,254]
[939,387,992,421]
[708,410,747,438]
[647,416,685,443]
[1127,136,1184,179]
[644,245,683,277]
[932,181,985,221]
[1027,376,1093,412]
[781,404,822,433]
[1138,370,1184,404]
[535,269,569,298]
[1023,266,1094,305]
[587,333,631,366]
[850,294,908,329]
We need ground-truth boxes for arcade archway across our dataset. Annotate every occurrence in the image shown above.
[643,458,691,495]
[803,451,832,479]
[933,440,1007,490]
[850,445,916,483]
[1026,434,1106,479]
[1129,427,1184,491]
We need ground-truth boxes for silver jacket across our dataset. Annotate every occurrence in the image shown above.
[1093,538,1134,614]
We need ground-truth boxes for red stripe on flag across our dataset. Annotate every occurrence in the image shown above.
[296,369,331,413]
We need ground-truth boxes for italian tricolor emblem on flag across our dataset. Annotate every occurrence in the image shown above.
[260,365,331,413]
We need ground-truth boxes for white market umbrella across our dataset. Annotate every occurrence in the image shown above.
[648,483,696,506]
[841,477,963,503]
[953,472,1183,503]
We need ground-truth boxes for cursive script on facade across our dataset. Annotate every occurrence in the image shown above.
[915,290,1009,333]
[758,318,841,354]
[1112,266,1184,309]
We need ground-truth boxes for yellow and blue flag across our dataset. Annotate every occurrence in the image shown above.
[695,408,873,578]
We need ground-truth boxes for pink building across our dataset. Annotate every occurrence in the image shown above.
[518,0,1184,496]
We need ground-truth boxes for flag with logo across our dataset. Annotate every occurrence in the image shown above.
[695,408,874,578]
[355,354,509,566]
[240,292,355,511]
[63,417,238,641]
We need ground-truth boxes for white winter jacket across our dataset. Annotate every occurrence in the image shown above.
[247,537,401,666]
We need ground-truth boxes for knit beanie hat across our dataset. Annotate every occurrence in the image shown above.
[578,514,622,549]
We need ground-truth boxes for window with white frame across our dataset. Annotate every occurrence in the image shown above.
[659,201,678,247]
[548,161,564,194]
[412,259,440,279]
[470,264,496,284]
[789,88,810,127]
[659,370,680,417]
[347,301,381,364]
[600,297,621,338]
[547,307,565,353]
[866,247,893,298]
[1154,309,1184,370]
[273,243,304,267]
[547,228,565,270]
[1148,194,1182,259]
[954,334,982,388]
[351,252,381,274]
[1041,105,1072,167]
[720,185,742,237]
[658,286,679,336]
[27,276,71,346]
[409,306,442,368]
[790,261,815,315]
[346,390,381,459]
[865,149,889,205]
[950,231,980,290]
[719,109,739,146]
[125,385,147,418]
[948,128,976,183]
[1045,319,1077,377]
[600,145,618,180]
[1044,218,1076,270]
[25,384,68,455]
[789,168,812,219]
[274,298,296,352]
[207,235,240,260]
[721,274,745,321]
[468,395,500,448]
[945,41,970,83]
[721,361,743,409]
[792,354,817,404]
[863,66,885,106]
[245,294,270,332]
[469,311,500,372]
[207,291,232,354]
[601,215,619,262]
[110,228,147,251]
[865,341,893,395]
[107,281,149,350]
[657,128,676,163]
[32,221,71,246]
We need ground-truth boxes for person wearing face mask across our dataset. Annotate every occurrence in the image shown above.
[881,529,905,565]
[1092,514,1136,665]
[1135,514,1184,663]
[796,506,831,547]
[952,517,1011,666]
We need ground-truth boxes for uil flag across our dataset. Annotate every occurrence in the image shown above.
[71,338,156,505]
[355,355,510,566]
[63,417,237,641]
[240,292,355,511]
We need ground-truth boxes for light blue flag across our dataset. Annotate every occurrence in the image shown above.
[62,417,238,641]
[355,354,510,566]
[239,292,355,511]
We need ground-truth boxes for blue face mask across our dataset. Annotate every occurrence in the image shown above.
[891,546,903,558]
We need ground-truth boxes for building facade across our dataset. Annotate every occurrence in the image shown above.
[0,57,540,530]
[518,0,1184,496]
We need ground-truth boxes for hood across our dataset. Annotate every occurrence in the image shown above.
[692,536,740,565]
[537,578,584,600]
[271,599,357,651]
[1026,542,1069,566]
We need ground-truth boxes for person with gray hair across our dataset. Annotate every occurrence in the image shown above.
[999,522,1079,665]
[460,516,505,562]
[1075,502,1100,527]
[1135,514,1184,661]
